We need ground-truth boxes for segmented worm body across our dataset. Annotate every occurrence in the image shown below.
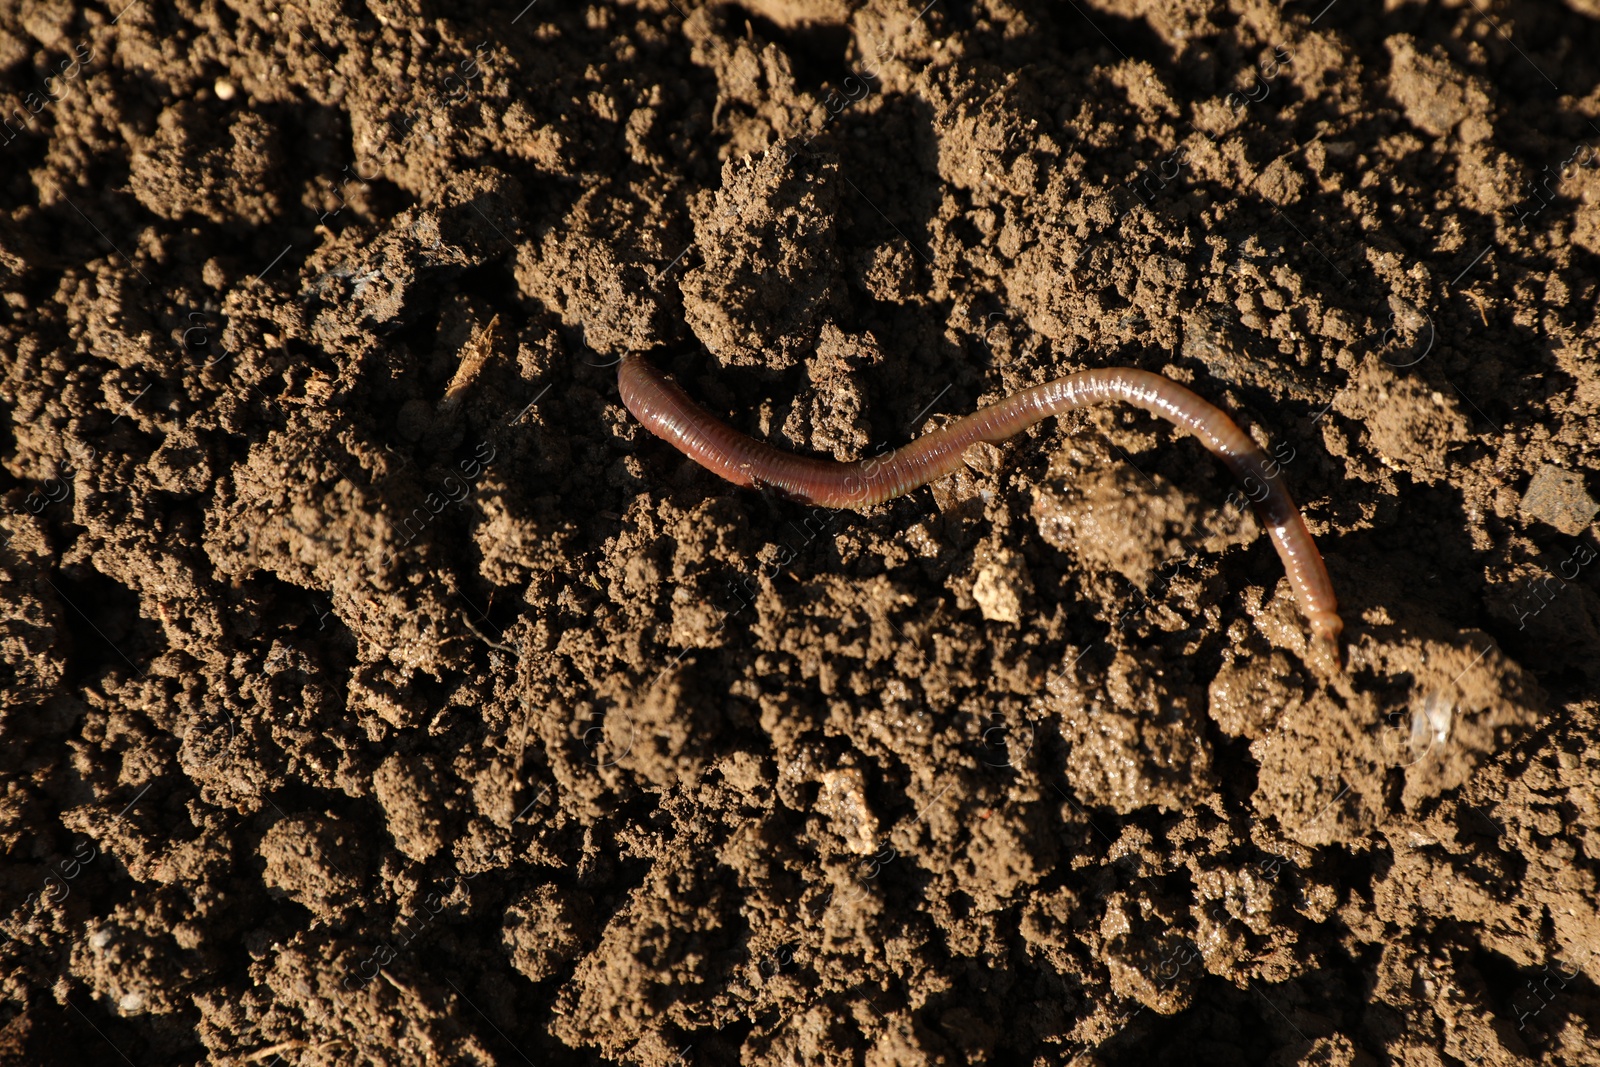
[618,354,1342,660]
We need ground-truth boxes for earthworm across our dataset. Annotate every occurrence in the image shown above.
[618,354,1343,662]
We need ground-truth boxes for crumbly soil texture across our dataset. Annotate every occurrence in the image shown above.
[2,0,1599,1064]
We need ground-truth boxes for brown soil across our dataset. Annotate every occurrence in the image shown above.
[2,1,1598,1064]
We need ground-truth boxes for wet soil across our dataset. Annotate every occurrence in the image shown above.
[2,0,1599,1064]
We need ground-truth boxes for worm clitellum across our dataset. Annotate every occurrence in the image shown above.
[618,354,1343,664]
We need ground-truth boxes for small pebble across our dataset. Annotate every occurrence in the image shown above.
[1409,691,1453,758]
[817,768,878,855]
[214,78,236,100]
[972,548,1027,624]
[1521,464,1598,535]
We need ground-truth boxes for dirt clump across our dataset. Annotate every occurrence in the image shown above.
[1,1,1597,1065]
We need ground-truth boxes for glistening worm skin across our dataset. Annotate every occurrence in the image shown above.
[618,354,1343,662]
